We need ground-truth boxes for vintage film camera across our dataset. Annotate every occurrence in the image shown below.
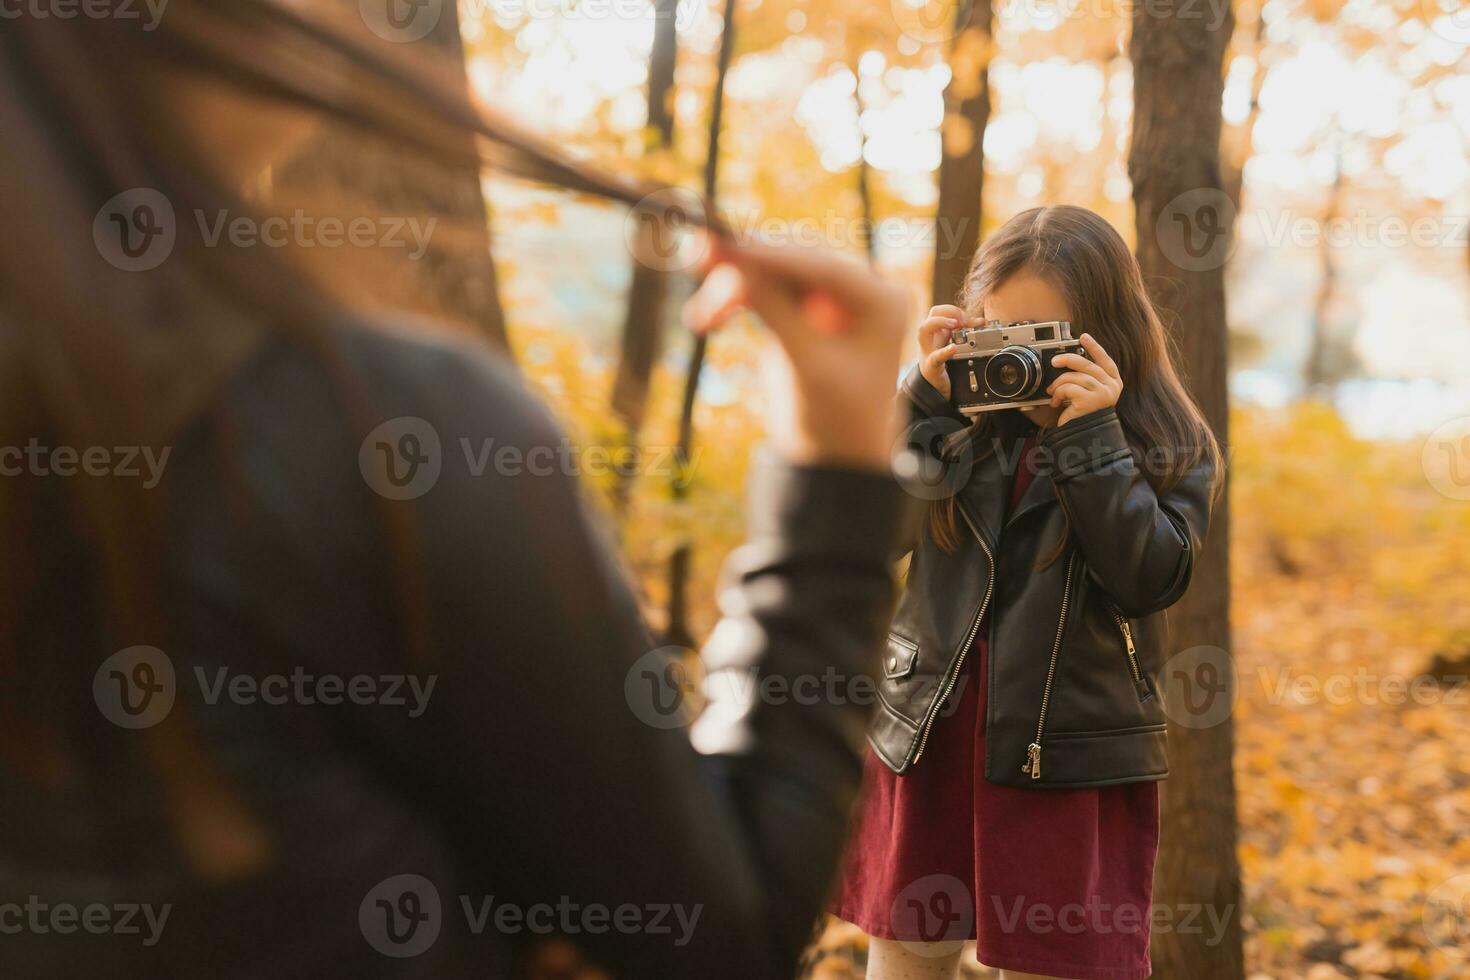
[945,319,1087,415]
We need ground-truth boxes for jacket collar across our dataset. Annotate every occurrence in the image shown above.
[1005,439,1057,531]
[955,412,1055,548]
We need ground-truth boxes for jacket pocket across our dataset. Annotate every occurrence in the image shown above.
[883,632,919,680]
[1110,604,1156,702]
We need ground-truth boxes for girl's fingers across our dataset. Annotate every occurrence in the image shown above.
[919,306,966,353]
[684,262,749,335]
[918,316,960,352]
[702,233,912,348]
[714,235,880,312]
[1046,371,1100,395]
[1050,352,1111,385]
[687,252,809,341]
[1049,382,1089,408]
[922,343,960,371]
[729,255,809,340]
[1079,333,1120,380]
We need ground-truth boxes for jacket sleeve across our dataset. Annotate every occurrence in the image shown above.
[355,344,904,979]
[899,362,966,427]
[1040,407,1216,617]
[888,364,967,560]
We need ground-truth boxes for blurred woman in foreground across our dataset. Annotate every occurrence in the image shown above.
[0,3,911,976]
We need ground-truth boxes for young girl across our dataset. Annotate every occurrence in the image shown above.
[832,205,1222,980]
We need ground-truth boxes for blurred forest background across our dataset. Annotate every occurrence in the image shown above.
[330,0,1470,975]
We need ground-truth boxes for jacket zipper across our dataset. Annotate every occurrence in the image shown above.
[1021,552,1077,781]
[1112,606,1156,702]
[910,509,995,766]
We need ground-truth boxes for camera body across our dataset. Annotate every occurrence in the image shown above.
[945,319,1086,415]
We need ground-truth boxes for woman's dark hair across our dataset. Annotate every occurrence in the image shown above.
[0,0,678,875]
[928,205,1224,554]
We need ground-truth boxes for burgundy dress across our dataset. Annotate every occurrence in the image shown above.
[832,436,1158,980]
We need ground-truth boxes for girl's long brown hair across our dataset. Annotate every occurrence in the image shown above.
[929,205,1223,554]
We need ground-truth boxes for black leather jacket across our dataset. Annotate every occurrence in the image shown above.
[870,366,1217,788]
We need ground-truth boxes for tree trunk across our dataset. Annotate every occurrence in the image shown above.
[1128,4,1244,978]
[853,64,876,263]
[664,0,736,651]
[273,0,510,352]
[610,0,680,435]
[930,0,993,308]
[1303,144,1344,392]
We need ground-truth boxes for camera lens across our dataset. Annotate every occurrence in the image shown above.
[983,346,1041,400]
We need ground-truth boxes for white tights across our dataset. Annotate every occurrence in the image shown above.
[865,938,1066,980]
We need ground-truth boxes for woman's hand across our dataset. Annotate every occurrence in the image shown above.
[1047,332,1123,428]
[916,305,965,399]
[683,235,911,470]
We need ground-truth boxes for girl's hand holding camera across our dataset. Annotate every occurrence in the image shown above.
[916,304,966,399]
[1047,332,1123,427]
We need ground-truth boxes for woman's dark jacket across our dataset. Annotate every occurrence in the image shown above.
[870,366,1217,788]
[6,324,903,980]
